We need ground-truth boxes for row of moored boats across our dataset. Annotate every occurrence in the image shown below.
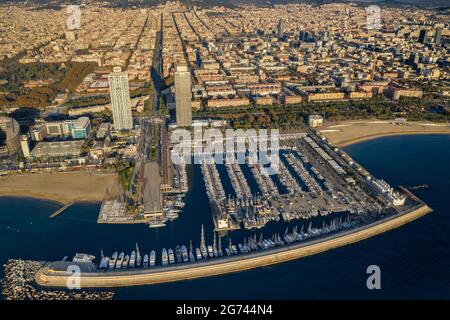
[97,216,357,270]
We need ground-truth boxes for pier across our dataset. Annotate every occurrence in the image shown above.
[48,201,76,219]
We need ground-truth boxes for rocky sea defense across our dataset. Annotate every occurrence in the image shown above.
[1,259,114,300]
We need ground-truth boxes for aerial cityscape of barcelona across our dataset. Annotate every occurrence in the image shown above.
[0,0,449,308]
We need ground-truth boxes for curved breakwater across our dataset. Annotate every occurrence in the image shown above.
[35,204,432,288]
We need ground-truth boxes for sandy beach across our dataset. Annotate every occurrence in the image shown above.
[319,120,450,147]
[0,171,122,204]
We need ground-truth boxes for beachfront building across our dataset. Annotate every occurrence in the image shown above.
[308,115,324,128]
[30,140,84,159]
[0,117,21,153]
[68,117,92,139]
[29,125,47,142]
[20,135,31,159]
[108,66,133,130]
[42,117,91,140]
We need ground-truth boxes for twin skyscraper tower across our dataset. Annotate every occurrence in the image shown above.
[174,65,192,127]
[108,65,192,131]
[108,66,133,130]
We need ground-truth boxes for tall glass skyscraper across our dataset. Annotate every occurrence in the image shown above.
[418,29,427,44]
[434,27,442,44]
[108,66,133,130]
[175,65,192,127]
[277,19,284,39]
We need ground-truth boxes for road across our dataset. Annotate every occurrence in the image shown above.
[131,15,164,210]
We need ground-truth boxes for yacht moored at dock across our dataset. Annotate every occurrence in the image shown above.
[168,249,175,264]
[181,245,189,262]
[143,254,149,268]
[136,244,141,267]
[129,251,136,268]
[161,249,168,266]
[109,252,118,269]
[115,252,124,269]
[150,251,156,267]
[122,255,129,269]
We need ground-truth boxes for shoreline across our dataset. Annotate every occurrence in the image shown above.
[0,192,103,206]
[319,120,450,147]
[0,192,102,206]
[0,171,121,205]
[334,130,450,147]
[35,204,432,288]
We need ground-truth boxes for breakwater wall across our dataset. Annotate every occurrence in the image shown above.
[35,204,432,288]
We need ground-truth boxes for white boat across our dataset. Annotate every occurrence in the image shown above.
[168,249,175,264]
[72,253,95,263]
[175,246,182,263]
[181,245,189,262]
[99,256,109,269]
[201,246,208,259]
[149,221,166,228]
[207,245,214,258]
[161,249,168,266]
[109,252,118,269]
[115,252,124,269]
[166,211,179,220]
[189,251,195,263]
[143,254,149,268]
[150,250,156,267]
[196,248,202,260]
[129,250,136,268]
[136,243,141,267]
[122,255,129,269]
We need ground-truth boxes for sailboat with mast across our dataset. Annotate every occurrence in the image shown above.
[200,224,208,259]
[99,249,109,269]
[213,232,218,257]
[218,236,223,256]
[136,243,141,267]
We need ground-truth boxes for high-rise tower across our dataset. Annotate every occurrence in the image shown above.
[434,27,442,44]
[418,29,427,44]
[277,19,284,39]
[108,66,133,130]
[175,65,192,127]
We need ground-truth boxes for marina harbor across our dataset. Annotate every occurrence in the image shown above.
[30,131,433,288]
[197,130,401,232]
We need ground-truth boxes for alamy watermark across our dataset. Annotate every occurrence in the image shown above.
[66,265,81,289]
[66,5,81,30]
[366,5,381,31]
[366,265,381,290]
[171,128,280,175]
